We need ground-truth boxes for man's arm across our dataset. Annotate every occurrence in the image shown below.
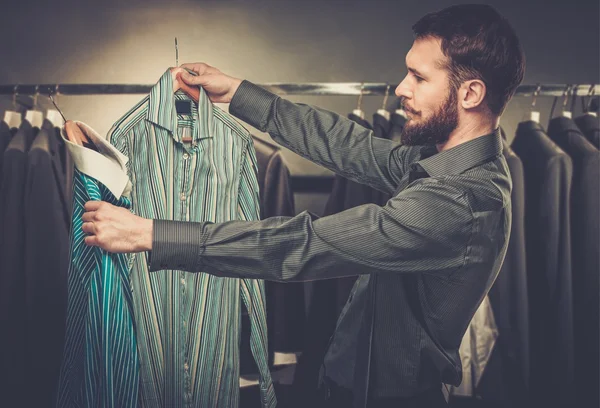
[230,81,405,194]
[179,63,409,195]
[149,179,473,280]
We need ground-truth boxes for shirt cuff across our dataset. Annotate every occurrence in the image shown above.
[229,80,279,131]
[148,219,208,272]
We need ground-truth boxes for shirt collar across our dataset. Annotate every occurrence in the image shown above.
[146,69,214,139]
[417,128,502,177]
[61,121,132,198]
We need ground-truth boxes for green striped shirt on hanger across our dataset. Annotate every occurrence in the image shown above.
[57,121,139,408]
[108,70,275,408]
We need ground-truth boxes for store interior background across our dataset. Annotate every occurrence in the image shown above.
[1,0,598,215]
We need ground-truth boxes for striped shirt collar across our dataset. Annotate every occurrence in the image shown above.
[147,69,214,138]
[417,128,502,177]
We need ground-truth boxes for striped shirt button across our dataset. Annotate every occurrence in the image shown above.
[183,153,189,160]
[184,363,189,371]
[180,193,186,201]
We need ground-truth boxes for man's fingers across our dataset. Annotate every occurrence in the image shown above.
[82,222,97,235]
[180,71,212,86]
[180,63,217,75]
[81,211,96,222]
[84,200,102,211]
[84,235,98,247]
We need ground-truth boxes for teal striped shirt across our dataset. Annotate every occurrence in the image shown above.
[108,70,275,408]
[57,122,139,407]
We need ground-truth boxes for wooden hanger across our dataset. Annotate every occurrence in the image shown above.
[64,120,90,146]
[172,67,199,102]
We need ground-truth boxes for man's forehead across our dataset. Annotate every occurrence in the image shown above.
[406,37,447,71]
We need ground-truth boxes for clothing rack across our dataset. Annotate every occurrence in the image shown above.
[2,82,597,194]
[0,83,598,97]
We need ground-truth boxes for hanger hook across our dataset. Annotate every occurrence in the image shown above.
[382,84,390,109]
[49,86,68,123]
[531,83,541,108]
[562,84,572,111]
[175,37,179,67]
[33,85,40,109]
[357,83,364,110]
[13,85,19,109]
[586,84,596,112]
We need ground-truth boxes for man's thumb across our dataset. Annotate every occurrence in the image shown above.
[181,71,206,86]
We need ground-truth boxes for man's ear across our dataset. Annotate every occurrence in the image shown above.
[460,80,487,110]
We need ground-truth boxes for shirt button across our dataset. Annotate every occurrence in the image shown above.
[183,321,187,327]
[180,278,185,285]
[180,193,186,201]
[184,363,189,371]
[183,153,189,160]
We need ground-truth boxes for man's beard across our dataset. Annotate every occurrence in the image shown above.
[400,89,459,146]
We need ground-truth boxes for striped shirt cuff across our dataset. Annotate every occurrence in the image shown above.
[148,219,207,272]
[229,80,279,132]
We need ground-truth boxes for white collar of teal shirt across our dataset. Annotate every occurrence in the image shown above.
[61,121,132,199]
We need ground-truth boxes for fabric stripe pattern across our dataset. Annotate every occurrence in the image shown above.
[108,70,274,408]
[57,167,139,408]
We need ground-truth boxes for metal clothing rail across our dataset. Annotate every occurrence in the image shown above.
[0,83,597,97]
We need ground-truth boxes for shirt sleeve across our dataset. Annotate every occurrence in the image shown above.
[149,179,474,281]
[229,81,408,195]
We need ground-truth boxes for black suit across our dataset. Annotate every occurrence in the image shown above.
[0,120,35,406]
[476,138,530,407]
[23,121,70,408]
[574,113,600,149]
[511,121,574,408]
[548,117,599,408]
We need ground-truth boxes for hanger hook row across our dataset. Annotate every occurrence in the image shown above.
[34,85,39,108]
[532,83,542,107]
[562,84,572,109]
[382,84,390,109]
[357,83,364,110]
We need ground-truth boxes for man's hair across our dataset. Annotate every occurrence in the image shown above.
[412,4,525,116]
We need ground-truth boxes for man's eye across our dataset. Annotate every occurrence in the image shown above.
[415,75,424,83]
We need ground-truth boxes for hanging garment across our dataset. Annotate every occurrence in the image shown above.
[56,122,139,408]
[548,116,599,408]
[253,136,304,355]
[23,120,70,408]
[447,295,498,397]
[389,110,407,143]
[0,120,34,407]
[511,120,574,408]
[476,138,530,408]
[0,120,17,185]
[107,70,274,408]
[574,113,600,149]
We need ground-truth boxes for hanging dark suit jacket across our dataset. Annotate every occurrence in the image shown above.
[389,111,407,143]
[476,137,529,408]
[548,116,599,408]
[22,121,70,408]
[240,136,303,375]
[511,120,574,408]
[574,113,600,149]
[254,136,304,354]
[0,120,35,407]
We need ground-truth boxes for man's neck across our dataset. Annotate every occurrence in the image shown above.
[436,118,497,152]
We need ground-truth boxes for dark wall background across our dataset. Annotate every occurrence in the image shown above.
[1,0,598,214]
